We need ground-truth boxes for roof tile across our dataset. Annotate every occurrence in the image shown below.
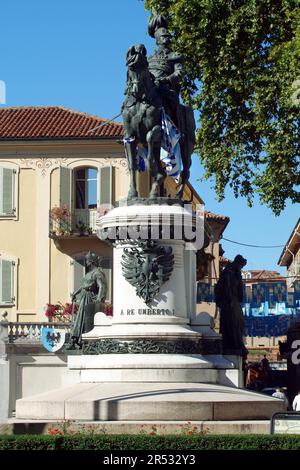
[0,106,123,140]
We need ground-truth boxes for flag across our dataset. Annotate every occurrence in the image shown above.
[134,109,182,177]
[243,285,252,304]
[294,281,300,302]
[287,292,296,308]
[272,282,287,303]
[268,293,277,310]
[252,284,266,307]
[137,146,149,172]
[160,109,182,178]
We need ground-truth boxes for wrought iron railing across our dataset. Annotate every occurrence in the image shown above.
[7,322,70,343]
[49,209,98,237]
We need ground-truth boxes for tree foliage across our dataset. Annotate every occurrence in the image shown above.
[144,0,300,214]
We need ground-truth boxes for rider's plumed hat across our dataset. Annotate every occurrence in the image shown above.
[148,9,169,38]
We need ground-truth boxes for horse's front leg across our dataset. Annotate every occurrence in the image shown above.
[176,171,189,199]
[124,139,138,199]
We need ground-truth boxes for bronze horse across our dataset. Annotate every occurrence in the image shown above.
[121,44,195,200]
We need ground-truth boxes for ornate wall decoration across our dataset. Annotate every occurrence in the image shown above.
[102,158,129,174]
[19,157,68,176]
[121,240,174,305]
[83,338,202,354]
[18,156,128,176]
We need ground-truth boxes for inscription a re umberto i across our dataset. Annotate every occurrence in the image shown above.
[120,308,176,316]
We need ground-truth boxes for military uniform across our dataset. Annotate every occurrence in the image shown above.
[148,49,184,125]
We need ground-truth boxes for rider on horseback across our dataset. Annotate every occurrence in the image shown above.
[148,11,183,129]
[121,11,195,200]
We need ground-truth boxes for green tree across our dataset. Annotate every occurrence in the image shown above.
[144,0,300,214]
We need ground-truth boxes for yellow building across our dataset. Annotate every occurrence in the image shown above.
[0,106,229,324]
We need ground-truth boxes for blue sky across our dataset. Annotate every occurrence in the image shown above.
[0,0,298,273]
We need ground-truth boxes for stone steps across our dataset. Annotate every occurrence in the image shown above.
[16,382,286,421]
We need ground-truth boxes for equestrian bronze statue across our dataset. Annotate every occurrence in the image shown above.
[121,11,196,200]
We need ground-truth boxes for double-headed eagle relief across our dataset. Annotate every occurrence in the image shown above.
[121,241,174,305]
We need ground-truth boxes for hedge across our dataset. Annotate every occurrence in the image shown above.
[1,434,300,450]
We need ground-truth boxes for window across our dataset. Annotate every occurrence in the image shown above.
[75,168,97,209]
[0,257,16,305]
[59,165,114,213]
[0,167,17,217]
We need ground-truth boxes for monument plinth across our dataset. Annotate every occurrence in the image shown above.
[68,201,232,384]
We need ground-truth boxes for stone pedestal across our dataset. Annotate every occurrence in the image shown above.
[76,202,230,384]
[15,201,285,421]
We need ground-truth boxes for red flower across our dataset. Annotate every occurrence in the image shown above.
[44,301,78,322]
[63,303,75,316]
[104,303,113,316]
[45,303,59,318]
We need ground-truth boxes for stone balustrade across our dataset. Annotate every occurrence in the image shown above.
[4,322,70,343]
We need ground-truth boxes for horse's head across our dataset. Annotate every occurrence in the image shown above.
[126,44,148,72]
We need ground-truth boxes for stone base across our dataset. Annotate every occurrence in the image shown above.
[16,382,286,421]
[67,354,236,385]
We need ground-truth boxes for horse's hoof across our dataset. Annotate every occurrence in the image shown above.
[149,188,160,198]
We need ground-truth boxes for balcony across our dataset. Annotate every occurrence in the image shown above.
[49,208,98,238]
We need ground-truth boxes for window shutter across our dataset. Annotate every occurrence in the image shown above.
[97,166,113,208]
[72,257,85,294]
[0,168,15,215]
[0,259,14,304]
[59,167,72,209]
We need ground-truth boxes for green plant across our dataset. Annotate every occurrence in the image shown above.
[47,420,106,436]
[50,205,71,236]
[76,220,88,234]
[145,0,300,214]
[2,434,300,450]
[178,421,204,436]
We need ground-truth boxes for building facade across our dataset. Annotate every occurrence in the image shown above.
[0,106,129,322]
[278,218,300,288]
